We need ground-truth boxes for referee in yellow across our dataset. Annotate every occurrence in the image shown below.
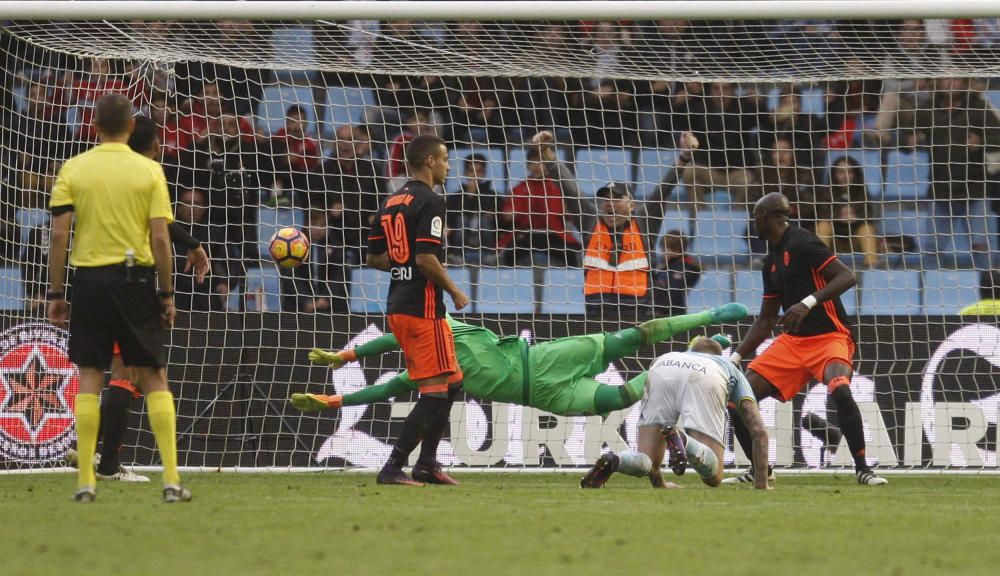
[47,94,190,503]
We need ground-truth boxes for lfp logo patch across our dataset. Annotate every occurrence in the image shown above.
[0,323,79,463]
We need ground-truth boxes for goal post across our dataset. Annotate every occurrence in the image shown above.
[2,2,1000,473]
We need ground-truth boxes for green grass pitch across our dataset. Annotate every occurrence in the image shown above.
[2,472,999,575]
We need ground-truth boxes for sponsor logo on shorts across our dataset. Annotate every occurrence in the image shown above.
[0,323,79,463]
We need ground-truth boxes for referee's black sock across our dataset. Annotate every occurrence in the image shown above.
[417,387,460,467]
[831,384,869,472]
[385,395,450,469]
[97,383,134,475]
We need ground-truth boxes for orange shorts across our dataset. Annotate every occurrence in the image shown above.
[387,314,462,393]
[747,332,855,402]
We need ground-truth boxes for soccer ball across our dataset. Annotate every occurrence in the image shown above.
[269,227,310,268]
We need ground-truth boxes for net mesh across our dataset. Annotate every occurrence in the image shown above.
[1,18,999,471]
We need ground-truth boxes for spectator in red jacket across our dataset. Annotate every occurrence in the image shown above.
[498,131,583,267]
[386,108,436,192]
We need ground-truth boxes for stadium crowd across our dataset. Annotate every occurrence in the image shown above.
[2,18,1000,316]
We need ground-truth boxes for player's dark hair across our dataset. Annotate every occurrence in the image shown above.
[525,147,541,162]
[127,115,158,156]
[661,230,688,253]
[94,93,133,136]
[981,270,1000,300]
[405,134,445,171]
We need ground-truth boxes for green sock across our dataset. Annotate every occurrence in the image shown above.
[602,328,645,364]
[637,310,713,345]
[593,385,630,414]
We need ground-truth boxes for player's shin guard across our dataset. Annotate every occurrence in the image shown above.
[417,387,459,467]
[616,450,653,477]
[685,436,720,479]
[98,382,135,475]
[146,390,180,486]
[74,393,100,489]
[830,383,869,471]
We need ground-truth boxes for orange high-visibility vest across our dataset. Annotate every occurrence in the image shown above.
[584,219,649,297]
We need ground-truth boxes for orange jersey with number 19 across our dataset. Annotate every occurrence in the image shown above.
[367,180,447,318]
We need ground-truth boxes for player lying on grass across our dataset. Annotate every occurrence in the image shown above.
[580,335,770,490]
[292,303,748,478]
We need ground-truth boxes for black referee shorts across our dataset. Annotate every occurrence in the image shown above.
[69,265,167,370]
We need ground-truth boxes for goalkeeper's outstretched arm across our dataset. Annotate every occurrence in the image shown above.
[308,333,402,368]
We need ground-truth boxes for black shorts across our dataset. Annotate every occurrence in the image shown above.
[69,265,166,370]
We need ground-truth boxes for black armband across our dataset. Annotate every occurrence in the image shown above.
[169,222,201,250]
[50,205,74,216]
[157,290,175,299]
[46,290,65,300]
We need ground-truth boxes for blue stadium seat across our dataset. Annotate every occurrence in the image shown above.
[257,84,316,136]
[444,267,473,313]
[923,270,979,315]
[348,268,389,314]
[800,87,827,117]
[447,147,506,195]
[475,268,535,314]
[733,270,763,312]
[827,149,883,200]
[689,208,751,267]
[244,266,282,312]
[654,209,694,264]
[987,91,1000,112]
[635,148,679,199]
[507,147,568,191]
[859,270,921,315]
[884,149,931,201]
[0,267,23,310]
[324,86,374,128]
[258,207,305,262]
[879,209,926,254]
[573,148,632,197]
[540,268,586,314]
[686,270,733,312]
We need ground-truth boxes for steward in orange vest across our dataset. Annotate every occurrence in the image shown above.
[583,183,651,320]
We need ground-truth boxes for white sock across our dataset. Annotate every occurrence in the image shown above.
[616,450,652,477]
[685,436,720,479]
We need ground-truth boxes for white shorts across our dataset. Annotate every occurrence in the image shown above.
[637,360,728,444]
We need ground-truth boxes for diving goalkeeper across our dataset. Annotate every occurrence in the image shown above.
[292,303,747,419]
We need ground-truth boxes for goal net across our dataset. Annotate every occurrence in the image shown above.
[3,6,1000,472]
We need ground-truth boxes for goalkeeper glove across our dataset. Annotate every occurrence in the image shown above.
[309,348,347,368]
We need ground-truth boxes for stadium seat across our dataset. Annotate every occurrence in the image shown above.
[475,268,535,314]
[540,268,586,314]
[635,148,679,199]
[879,209,926,253]
[859,270,921,315]
[654,209,694,264]
[507,147,568,191]
[444,267,473,313]
[686,270,733,312]
[800,87,827,117]
[324,86,374,128]
[0,267,23,311]
[258,206,305,262]
[733,270,763,312]
[884,149,931,201]
[447,147,506,195]
[827,149,883,200]
[244,266,282,312]
[573,148,633,197]
[689,208,751,267]
[348,267,389,314]
[923,270,979,315]
[257,84,316,136]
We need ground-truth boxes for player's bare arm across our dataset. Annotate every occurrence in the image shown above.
[779,258,856,333]
[366,251,391,272]
[46,210,73,328]
[415,253,469,310]
[733,297,781,363]
[738,398,771,490]
[150,217,175,329]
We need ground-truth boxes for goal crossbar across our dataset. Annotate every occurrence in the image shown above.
[3,1,1000,22]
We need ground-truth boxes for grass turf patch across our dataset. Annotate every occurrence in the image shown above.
[2,472,998,576]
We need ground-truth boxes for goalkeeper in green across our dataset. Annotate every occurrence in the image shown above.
[292,303,747,419]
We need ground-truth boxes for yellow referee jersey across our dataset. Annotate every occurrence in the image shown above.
[959,300,1000,316]
[50,142,173,267]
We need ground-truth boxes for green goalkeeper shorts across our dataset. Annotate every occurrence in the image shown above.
[528,334,608,416]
